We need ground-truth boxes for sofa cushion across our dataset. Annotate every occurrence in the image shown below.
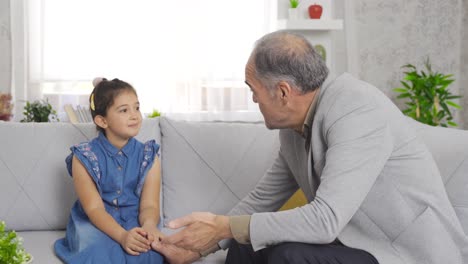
[20,230,64,264]
[0,122,96,231]
[0,118,161,231]
[415,121,468,235]
[160,117,280,223]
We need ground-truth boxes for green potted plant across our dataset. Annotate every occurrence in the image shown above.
[147,109,161,118]
[289,0,300,8]
[0,221,32,264]
[393,58,461,127]
[20,99,59,123]
[288,0,301,20]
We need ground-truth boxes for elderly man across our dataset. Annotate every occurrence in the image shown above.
[153,30,468,264]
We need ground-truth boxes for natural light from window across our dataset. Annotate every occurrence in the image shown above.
[28,0,273,118]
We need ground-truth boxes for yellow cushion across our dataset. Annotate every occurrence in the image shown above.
[279,189,307,211]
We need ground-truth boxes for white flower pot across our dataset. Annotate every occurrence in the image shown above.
[288,8,300,20]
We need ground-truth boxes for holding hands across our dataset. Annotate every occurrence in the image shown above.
[152,241,201,264]
[142,222,165,244]
[162,212,232,252]
[148,212,232,264]
[161,212,231,252]
[120,227,152,255]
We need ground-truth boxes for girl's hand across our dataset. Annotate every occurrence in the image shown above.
[142,223,165,244]
[120,227,152,255]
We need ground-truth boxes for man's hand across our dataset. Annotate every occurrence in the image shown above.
[161,212,231,252]
[152,240,200,264]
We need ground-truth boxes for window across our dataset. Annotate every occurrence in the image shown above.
[22,0,275,118]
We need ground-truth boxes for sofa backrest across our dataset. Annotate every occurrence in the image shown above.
[0,118,161,231]
[159,118,280,224]
[2,116,466,236]
[415,121,468,235]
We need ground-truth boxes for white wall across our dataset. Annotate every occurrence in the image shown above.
[461,1,468,127]
[350,0,462,126]
[0,0,11,93]
[278,0,465,127]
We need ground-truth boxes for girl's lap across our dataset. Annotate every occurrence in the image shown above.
[59,216,164,263]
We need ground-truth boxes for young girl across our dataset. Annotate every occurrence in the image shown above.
[54,78,164,264]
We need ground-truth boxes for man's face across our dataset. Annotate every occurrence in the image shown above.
[245,61,284,129]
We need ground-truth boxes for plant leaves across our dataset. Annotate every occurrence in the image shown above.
[446,101,461,109]
[393,59,461,127]
[393,88,408,93]
[448,121,458,127]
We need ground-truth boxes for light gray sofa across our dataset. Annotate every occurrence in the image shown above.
[0,116,467,263]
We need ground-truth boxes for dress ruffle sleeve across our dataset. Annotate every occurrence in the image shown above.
[65,142,102,194]
[135,140,160,196]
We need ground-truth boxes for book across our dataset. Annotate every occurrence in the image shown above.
[76,105,85,123]
[64,104,79,124]
[64,104,92,123]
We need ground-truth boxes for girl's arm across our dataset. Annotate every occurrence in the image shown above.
[139,156,162,239]
[72,156,150,254]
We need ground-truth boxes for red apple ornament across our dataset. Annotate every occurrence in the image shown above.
[308,3,323,19]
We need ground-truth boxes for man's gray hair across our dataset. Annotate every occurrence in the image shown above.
[251,30,329,93]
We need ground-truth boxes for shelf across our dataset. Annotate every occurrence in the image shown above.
[277,19,343,31]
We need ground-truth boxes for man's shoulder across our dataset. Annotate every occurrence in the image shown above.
[320,73,377,103]
[316,73,390,120]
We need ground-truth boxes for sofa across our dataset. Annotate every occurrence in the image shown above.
[0,117,280,263]
[0,116,467,263]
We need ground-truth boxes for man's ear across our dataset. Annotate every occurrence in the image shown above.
[94,115,108,130]
[277,81,293,102]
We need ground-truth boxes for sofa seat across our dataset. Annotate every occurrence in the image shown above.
[20,231,64,264]
[20,230,227,263]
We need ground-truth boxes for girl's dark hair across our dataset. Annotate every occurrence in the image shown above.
[89,78,137,133]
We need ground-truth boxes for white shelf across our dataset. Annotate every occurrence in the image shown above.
[277,19,343,31]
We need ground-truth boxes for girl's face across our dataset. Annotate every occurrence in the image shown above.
[99,90,142,146]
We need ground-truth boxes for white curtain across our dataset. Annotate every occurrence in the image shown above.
[21,0,274,117]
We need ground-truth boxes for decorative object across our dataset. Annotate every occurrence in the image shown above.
[20,99,59,123]
[314,44,327,61]
[289,0,300,9]
[288,0,301,20]
[0,221,32,264]
[393,58,461,127]
[308,3,323,19]
[0,93,13,121]
[147,109,161,118]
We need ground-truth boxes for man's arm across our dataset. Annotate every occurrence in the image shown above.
[229,145,299,216]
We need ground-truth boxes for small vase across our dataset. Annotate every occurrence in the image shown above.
[314,44,327,61]
[288,8,299,20]
[0,114,12,121]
